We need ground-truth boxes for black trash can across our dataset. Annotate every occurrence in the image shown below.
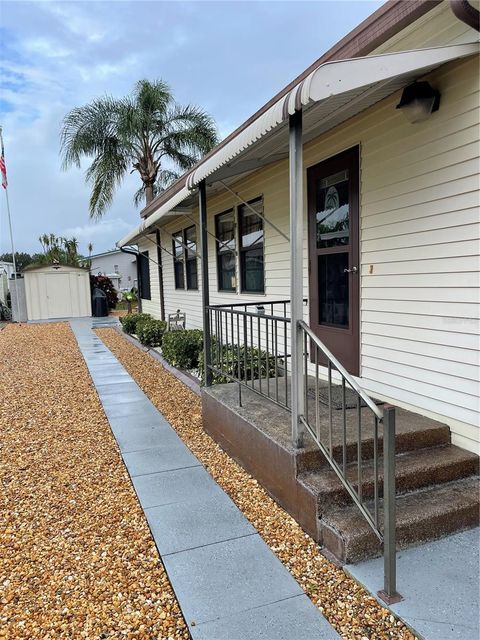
[92,287,108,317]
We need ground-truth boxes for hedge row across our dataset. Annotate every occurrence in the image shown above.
[120,314,277,383]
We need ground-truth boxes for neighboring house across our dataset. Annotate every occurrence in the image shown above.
[117,0,479,594]
[84,249,137,292]
[0,261,15,281]
[0,261,15,304]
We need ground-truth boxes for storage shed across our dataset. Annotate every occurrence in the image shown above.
[24,264,92,321]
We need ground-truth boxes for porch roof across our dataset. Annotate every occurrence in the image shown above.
[117,41,478,248]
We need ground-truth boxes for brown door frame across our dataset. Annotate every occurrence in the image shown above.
[307,145,360,376]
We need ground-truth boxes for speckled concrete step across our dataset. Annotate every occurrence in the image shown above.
[299,444,479,510]
[319,476,480,564]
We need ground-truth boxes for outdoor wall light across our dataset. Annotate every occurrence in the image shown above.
[396,81,440,123]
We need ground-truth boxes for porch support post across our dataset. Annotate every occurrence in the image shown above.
[289,109,305,448]
[155,228,165,321]
[199,179,213,386]
[378,405,402,604]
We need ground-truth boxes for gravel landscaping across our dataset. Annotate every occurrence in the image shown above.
[97,328,418,640]
[0,323,188,639]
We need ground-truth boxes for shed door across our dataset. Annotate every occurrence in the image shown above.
[45,274,73,318]
[307,146,360,375]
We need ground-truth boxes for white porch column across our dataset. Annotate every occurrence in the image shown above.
[289,110,305,448]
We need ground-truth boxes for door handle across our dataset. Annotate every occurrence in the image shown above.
[344,266,358,274]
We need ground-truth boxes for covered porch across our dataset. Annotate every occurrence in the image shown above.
[117,41,480,602]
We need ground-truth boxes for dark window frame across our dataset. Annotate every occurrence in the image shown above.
[215,208,236,292]
[138,250,151,300]
[172,225,198,291]
[238,197,265,294]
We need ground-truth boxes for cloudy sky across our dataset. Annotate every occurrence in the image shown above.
[0,0,382,256]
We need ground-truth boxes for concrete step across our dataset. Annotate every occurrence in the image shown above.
[319,476,480,564]
[299,444,479,510]
[298,409,451,472]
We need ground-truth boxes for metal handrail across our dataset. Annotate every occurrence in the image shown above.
[296,318,399,603]
[209,298,307,310]
[298,319,382,419]
[206,305,291,324]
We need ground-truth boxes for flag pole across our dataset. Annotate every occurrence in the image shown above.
[0,126,20,322]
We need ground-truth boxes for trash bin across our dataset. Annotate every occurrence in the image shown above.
[92,287,108,317]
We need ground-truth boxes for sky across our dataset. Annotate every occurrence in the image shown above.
[0,0,383,256]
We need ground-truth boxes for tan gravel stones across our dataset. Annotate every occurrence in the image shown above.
[0,323,188,639]
[97,328,418,640]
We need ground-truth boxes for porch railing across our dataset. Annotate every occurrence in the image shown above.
[297,320,399,603]
[204,300,399,602]
[206,300,296,410]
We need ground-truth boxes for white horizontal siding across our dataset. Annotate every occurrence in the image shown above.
[137,237,162,319]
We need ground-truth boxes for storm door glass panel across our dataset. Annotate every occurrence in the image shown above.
[316,170,349,249]
[185,225,198,290]
[216,210,236,291]
[318,253,349,327]
[173,232,185,290]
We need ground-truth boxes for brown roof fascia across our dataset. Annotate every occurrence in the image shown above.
[140,0,441,220]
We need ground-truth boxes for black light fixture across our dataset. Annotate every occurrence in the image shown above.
[396,81,440,124]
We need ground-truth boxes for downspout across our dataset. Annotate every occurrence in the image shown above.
[120,246,142,313]
[450,0,480,30]
[155,228,165,321]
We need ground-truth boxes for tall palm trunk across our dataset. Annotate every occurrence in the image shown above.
[145,182,155,204]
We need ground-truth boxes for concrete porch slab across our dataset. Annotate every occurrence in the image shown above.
[345,528,480,640]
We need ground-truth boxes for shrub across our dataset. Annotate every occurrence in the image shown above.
[137,319,167,347]
[120,312,152,335]
[161,330,204,369]
[90,274,118,309]
[198,341,278,384]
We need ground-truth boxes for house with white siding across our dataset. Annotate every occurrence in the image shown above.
[83,248,138,292]
[117,0,479,598]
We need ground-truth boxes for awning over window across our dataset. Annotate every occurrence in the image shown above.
[117,41,478,248]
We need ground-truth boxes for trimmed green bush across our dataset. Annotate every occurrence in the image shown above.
[120,313,152,335]
[199,341,278,384]
[137,319,167,347]
[161,330,204,369]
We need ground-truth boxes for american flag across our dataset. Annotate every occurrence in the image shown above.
[0,131,7,189]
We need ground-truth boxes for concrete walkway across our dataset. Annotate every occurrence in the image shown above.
[71,318,339,640]
[346,527,480,640]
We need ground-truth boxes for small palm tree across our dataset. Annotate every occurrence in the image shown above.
[87,242,93,257]
[60,79,218,218]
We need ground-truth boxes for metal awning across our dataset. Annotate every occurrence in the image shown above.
[117,41,478,247]
[117,185,191,247]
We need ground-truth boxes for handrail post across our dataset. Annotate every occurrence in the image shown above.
[289,109,305,448]
[378,405,402,604]
[199,179,212,387]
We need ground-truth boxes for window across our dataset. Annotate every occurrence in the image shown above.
[173,231,184,290]
[185,226,198,290]
[113,264,119,272]
[215,209,236,291]
[172,226,198,290]
[239,198,264,293]
[138,251,151,300]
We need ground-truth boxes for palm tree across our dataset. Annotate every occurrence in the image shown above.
[60,79,218,218]
[87,242,93,257]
